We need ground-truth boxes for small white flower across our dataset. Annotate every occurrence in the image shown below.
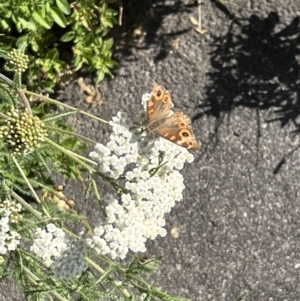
[46,223,58,233]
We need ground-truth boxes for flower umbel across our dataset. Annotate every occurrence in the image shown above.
[5,49,29,73]
[0,108,47,155]
[88,92,195,259]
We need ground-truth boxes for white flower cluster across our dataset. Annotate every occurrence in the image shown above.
[88,93,195,259]
[30,224,68,267]
[31,224,88,280]
[0,199,22,255]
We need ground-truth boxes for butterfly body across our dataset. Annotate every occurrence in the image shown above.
[146,83,200,150]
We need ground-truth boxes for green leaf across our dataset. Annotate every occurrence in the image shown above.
[73,54,82,67]
[96,70,105,82]
[101,27,110,36]
[32,11,51,29]
[1,7,12,18]
[16,22,22,32]
[16,34,29,47]
[112,60,120,68]
[101,17,114,28]
[56,0,71,15]
[46,2,51,13]
[74,60,83,71]
[95,36,103,46]
[26,21,38,31]
[31,43,39,52]
[40,2,46,15]
[85,33,94,45]
[85,55,93,66]
[19,6,30,14]
[104,60,114,68]
[105,9,118,17]
[49,7,67,28]
[60,31,75,42]
[46,48,59,60]
[101,65,109,73]
[105,38,114,50]
[53,61,63,73]
[45,87,55,93]
[61,138,78,150]
[0,19,10,30]
[18,17,37,31]
[101,2,108,11]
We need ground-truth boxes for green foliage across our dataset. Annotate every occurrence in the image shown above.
[0,68,90,203]
[0,0,119,92]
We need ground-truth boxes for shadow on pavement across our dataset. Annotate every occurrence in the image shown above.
[111,0,195,61]
[194,12,300,132]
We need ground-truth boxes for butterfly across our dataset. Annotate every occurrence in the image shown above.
[146,83,201,150]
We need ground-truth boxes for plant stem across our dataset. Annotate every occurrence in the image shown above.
[86,258,132,298]
[22,266,69,301]
[44,125,97,145]
[12,155,42,204]
[0,73,32,114]
[24,90,108,124]
[3,183,42,220]
[45,137,98,170]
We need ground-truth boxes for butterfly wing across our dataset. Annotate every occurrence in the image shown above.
[146,83,201,150]
[146,83,173,128]
[154,112,201,150]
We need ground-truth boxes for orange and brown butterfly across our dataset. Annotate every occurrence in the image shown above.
[146,83,201,150]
